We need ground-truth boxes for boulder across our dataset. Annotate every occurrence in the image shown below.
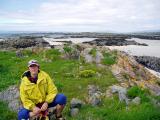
[0,85,21,112]
[81,47,104,64]
[131,97,141,105]
[105,89,113,98]
[82,48,93,63]
[70,108,79,117]
[111,85,129,105]
[95,51,104,64]
[70,98,84,117]
[145,84,160,96]
[70,98,84,109]
[87,85,102,106]
[16,50,23,57]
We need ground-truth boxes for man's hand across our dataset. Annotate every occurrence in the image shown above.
[33,106,41,115]
[41,102,48,111]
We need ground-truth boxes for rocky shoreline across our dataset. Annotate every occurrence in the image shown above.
[134,56,160,73]
[131,35,160,40]
[0,36,50,49]
[83,38,148,46]
[0,34,149,49]
[52,33,160,40]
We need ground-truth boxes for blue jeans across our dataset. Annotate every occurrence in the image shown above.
[18,94,67,120]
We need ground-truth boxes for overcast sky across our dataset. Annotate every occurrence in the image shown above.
[0,0,160,32]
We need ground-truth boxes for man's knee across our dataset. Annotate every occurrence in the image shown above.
[55,94,67,105]
[18,108,30,120]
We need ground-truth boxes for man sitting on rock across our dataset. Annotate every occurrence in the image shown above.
[18,59,67,120]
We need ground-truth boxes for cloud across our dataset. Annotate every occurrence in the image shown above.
[0,0,160,32]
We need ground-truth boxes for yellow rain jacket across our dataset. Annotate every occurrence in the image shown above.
[20,70,58,110]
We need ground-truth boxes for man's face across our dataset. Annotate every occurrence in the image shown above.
[28,64,39,75]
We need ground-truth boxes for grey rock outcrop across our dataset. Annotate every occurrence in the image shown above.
[70,98,84,109]
[95,51,104,64]
[111,85,129,105]
[0,85,21,112]
[145,84,160,96]
[84,38,148,46]
[82,48,93,63]
[16,50,23,57]
[131,97,141,105]
[131,35,160,40]
[81,47,104,63]
[112,52,156,82]
[70,98,84,117]
[134,56,160,73]
[0,37,50,49]
[70,108,79,117]
[87,85,102,106]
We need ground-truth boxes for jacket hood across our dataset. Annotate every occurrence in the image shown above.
[21,70,40,79]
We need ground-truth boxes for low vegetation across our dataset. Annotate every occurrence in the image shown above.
[102,51,117,65]
[79,69,96,78]
[127,86,150,103]
[89,48,97,57]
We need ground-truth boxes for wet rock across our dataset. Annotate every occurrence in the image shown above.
[131,35,160,40]
[134,56,160,73]
[84,38,148,46]
[0,36,50,49]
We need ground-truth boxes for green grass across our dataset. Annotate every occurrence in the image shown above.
[0,101,17,120]
[65,98,160,120]
[0,49,159,120]
[102,51,117,65]
[127,86,150,103]
[44,49,61,60]
[89,48,97,57]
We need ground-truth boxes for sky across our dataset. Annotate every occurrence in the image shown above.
[0,0,160,33]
